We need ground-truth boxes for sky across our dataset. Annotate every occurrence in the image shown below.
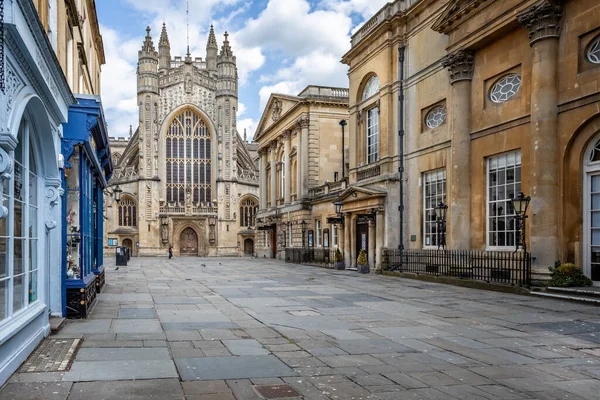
[96,0,390,140]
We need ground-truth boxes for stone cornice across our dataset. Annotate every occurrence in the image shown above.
[441,50,475,84]
[517,0,563,46]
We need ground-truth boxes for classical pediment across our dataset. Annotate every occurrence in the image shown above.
[253,94,302,141]
[432,0,495,34]
[337,186,387,202]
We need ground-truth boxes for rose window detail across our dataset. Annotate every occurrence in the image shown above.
[588,36,600,64]
[489,74,522,103]
[425,105,447,129]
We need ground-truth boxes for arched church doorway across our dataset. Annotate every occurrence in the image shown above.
[584,135,600,285]
[244,239,254,256]
[123,239,133,256]
[180,227,199,256]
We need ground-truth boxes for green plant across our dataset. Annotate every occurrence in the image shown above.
[334,248,343,262]
[357,249,368,265]
[548,262,592,287]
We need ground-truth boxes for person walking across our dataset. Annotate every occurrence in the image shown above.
[168,245,173,259]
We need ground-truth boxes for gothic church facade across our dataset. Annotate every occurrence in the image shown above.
[104,25,259,257]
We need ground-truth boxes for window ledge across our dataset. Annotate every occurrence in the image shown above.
[0,303,47,346]
[485,246,519,252]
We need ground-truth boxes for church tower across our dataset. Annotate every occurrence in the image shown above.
[136,27,161,252]
[216,31,238,244]
[105,25,258,258]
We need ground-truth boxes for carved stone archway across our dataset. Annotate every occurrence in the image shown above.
[180,227,199,256]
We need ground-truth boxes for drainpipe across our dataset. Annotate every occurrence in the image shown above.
[398,46,405,252]
[339,119,347,180]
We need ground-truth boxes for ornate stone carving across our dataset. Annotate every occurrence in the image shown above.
[45,185,60,230]
[296,115,310,130]
[281,130,291,141]
[441,50,475,84]
[271,98,282,121]
[161,217,169,244]
[356,110,364,126]
[517,0,563,46]
[0,148,14,219]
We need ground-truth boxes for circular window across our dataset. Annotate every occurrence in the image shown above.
[588,36,600,64]
[425,106,446,129]
[489,74,522,103]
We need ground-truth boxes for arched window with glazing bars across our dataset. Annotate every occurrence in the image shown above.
[239,198,258,227]
[165,110,212,204]
[118,197,137,227]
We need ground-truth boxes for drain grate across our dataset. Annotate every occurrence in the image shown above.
[253,384,302,399]
[20,338,82,373]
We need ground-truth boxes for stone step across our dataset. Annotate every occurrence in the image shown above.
[529,291,600,306]
[547,286,600,298]
[50,317,66,334]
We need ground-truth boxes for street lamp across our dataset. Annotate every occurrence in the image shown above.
[434,201,448,249]
[300,220,307,249]
[334,199,343,216]
[106,185,122,202]
[511,192,531,252]
[339,120,347,180]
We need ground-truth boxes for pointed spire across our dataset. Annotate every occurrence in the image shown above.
[207,24,218,48]
[220,31,233,57]
[141,26,156,53]
[244,128,247,143]
[159,23,170,47]
[129,125,132,138]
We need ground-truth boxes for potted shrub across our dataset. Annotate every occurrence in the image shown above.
[548,263,592,287]
[357,249,369,274]
[334,248,345,270]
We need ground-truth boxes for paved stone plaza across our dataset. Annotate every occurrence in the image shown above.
[1,257,599,400]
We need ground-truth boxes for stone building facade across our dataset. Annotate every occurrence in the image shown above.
[0,0,75,384]
[254,86,349,260]
[104,25,259,257]
[343,0,600,282]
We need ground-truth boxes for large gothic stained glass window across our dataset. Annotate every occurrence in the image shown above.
[165,110,212,204]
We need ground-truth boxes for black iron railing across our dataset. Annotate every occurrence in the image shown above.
[382,248,531,287]
[285,247,336,267]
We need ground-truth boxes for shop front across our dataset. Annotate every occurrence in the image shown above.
[61,95,113,318]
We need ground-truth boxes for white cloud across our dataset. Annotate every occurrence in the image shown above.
[100,25,139,137]
[237,102,246,117]
[238,0,352,57]
[238,118,257,141]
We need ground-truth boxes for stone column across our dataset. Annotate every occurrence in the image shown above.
[518,0,562,268]
[368,219,376,271]
[344,213,351,269]
[298,115,310,199]
[269,143,277,208]
[283,131,291,204]
[338,223,345,253]
[375,210,385,270]
[442,50,474,250]
[295,129,302,200]
[350,215,356,268]
[259,150,267,210]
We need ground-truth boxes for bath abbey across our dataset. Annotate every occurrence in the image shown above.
[104,25,259,257]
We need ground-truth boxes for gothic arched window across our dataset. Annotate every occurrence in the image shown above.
[240,198,258,227]
[165,110,212,204]
[118,197,137,227]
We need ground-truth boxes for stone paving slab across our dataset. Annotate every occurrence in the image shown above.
[0,382,72,400]
[66,379,183,400]
[176,355,297,381]
[62,359,178,381]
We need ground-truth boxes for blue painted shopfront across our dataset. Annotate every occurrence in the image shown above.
[61,95,113,318]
